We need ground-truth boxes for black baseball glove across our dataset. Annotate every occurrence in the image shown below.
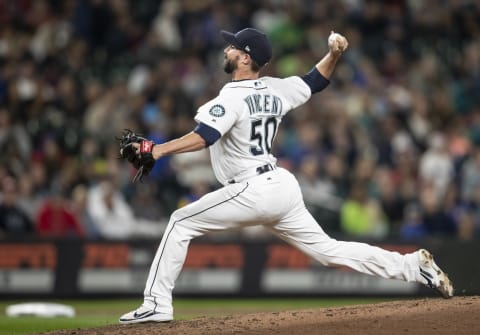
[117,129,156,182]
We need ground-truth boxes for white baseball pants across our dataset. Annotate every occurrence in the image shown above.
[142,167,420,315]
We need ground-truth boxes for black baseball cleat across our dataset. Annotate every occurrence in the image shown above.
[417,249,454,298]
[119,305,173,324]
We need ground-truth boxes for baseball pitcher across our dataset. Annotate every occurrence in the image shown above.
[119,28,453,324]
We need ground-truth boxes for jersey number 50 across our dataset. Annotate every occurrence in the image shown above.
[250,117,278,156]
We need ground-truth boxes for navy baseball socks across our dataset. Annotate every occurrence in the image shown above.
[417,249,454,298]
[119,305,173,324]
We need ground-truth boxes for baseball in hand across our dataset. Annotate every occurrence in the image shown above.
[328,31,348,54]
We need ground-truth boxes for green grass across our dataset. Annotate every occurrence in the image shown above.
[0,297,394,335]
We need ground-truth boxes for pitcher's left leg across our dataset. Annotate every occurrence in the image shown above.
[121,182,261,324]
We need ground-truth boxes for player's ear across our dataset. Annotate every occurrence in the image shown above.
[241,53,251,66]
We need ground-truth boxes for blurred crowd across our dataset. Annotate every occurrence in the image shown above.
[0,0,479,241]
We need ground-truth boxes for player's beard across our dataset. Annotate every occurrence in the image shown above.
[223,56,239,74]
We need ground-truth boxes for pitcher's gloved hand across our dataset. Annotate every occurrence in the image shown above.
[117,129,155,182]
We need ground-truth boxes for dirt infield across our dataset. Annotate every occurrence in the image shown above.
[47,296,479,335]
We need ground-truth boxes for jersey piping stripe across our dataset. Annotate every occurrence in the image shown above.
[148,182,250,310]
[227,86,268,90]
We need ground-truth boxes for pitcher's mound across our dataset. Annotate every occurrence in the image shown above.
[47,296,480,335]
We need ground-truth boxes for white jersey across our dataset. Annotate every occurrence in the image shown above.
[194,76,311,185]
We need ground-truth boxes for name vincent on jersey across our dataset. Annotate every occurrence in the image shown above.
[244,94,283,116]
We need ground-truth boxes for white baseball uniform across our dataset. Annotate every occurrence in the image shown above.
[141,76,421,315]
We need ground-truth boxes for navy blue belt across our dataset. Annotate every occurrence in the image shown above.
[256,163,275,175]
[228,163,275,184]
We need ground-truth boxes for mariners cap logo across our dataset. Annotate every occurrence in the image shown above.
[209,104,225,117]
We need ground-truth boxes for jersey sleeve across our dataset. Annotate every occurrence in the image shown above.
[194,95,240,136]
[277,76,312,110]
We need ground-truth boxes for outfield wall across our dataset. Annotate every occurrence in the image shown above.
[0,238,476,298]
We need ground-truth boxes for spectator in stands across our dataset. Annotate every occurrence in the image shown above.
[341,180,389,239]
[87,175,163,239]
[16,174,43,222]
[372,166,405,227]
[399,203,427,241]
[419,185,457,236]
[130,182,167,222]
[323,153,350,199]
[455,209,476,240]
[87,176,136,240]
[0,176,34,238]
[419,132,454,201]
[70,184,100,239]
[460,146,480,203]
[296,155,342,232]
[170,150,217,192]
[0,108,31,174]
[35,187,85,238]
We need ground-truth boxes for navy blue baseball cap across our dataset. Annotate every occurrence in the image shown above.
[221,28,272,67]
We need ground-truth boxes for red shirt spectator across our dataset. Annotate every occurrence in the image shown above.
[36,196,85,238]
